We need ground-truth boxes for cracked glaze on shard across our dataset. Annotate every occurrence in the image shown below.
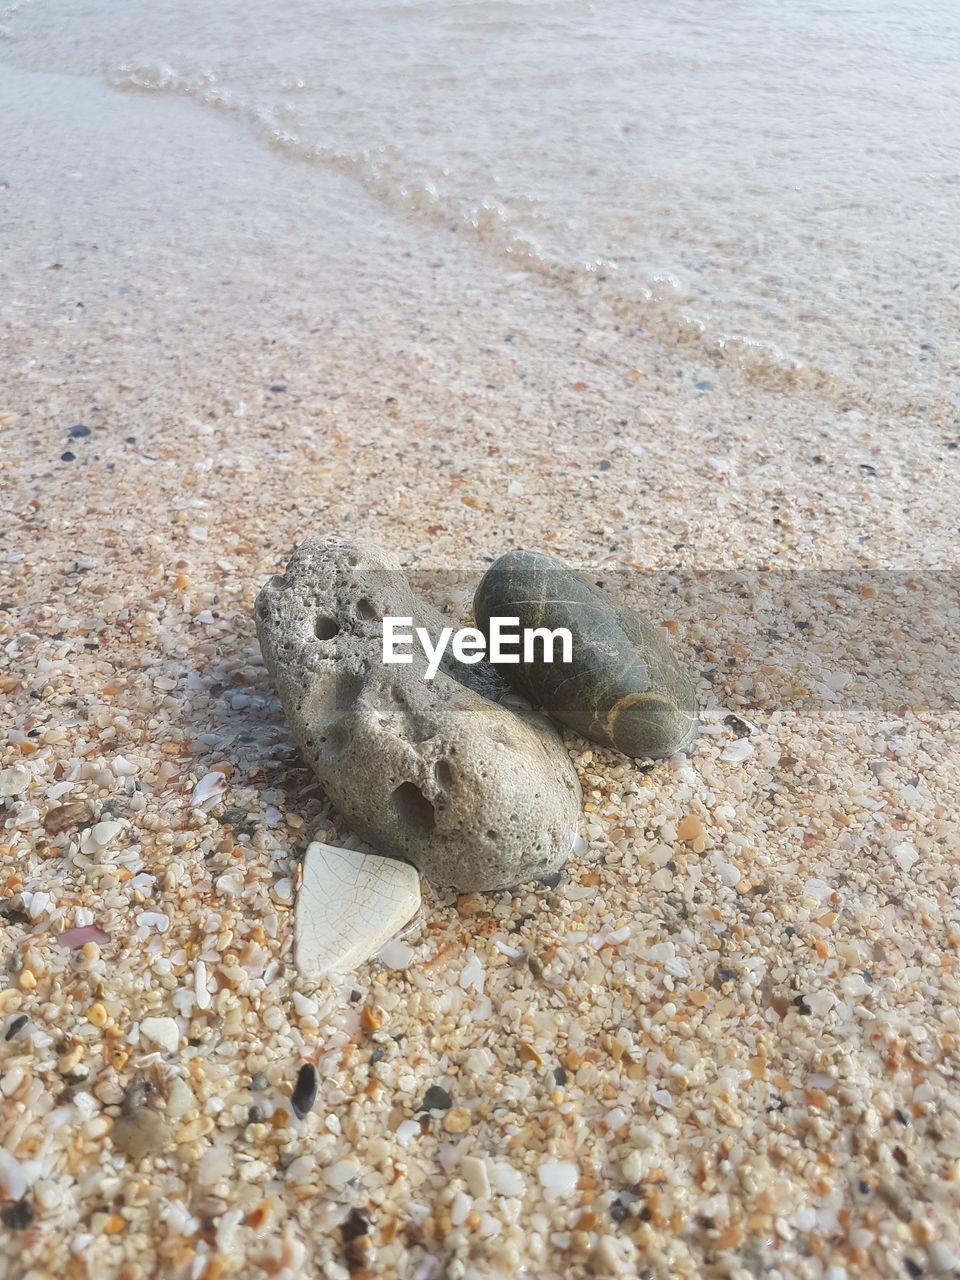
[294,840,421,979]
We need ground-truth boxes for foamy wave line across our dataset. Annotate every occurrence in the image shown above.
[109,61,828,393]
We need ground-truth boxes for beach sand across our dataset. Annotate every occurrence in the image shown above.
[2,6,960,1278]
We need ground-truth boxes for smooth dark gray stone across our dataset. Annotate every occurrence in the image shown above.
[473,550,698,759]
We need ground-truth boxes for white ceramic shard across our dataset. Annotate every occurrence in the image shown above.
[295,840,421,979]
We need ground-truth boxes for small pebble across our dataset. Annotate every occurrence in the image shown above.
[460,1155,490,1199]
[442,1107,472,1133]
[538,1159,579,1195]
[90,820,124,848]
[418,1085,453,1112]
[0,768,30,799]
[111,1110,170,1161]
[140,1017,180,1054]
[1,1201,34,1230]
[378,939,415,969]
[42,800,93,835]
[4,1015,27,1041]
[892,841,919,871]
[291,1063,318,1118]
[323,1157,359,1190]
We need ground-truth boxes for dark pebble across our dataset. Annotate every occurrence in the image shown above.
[269,384,287,393]
[694,380,715,390]
[340,1207,370,1243]
[553,1066,567,1086]
[4,1015,27,1041]
[43,800,94,836]
[418,1084,453,1111]
[860,463,877,476]
[597,459,611,471]
[0,899,30,926]
[473,549,698,759]
[247,1105,264,1124]
[1,1200,34,1229]
[370,1048,384,1064]
[291,1063,318,1118]
[68,424,91,438]
[218,807,249,828]
[610,1197,630,1224]
[120,1079,154,1116]
[60,451,75,462]
[903,1259,923,1278]
[723,714,752,739]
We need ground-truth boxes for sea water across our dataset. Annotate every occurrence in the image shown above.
[2,0,957,407]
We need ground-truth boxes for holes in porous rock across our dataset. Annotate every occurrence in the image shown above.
[356,598,379,621]
[434,760,454,791]
[390,782,436,833]
[486,830,498,840]
[315,615,340,641]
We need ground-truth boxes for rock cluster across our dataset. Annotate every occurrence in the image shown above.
[255,537,582,892]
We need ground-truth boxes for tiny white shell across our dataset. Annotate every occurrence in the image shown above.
[190,771,227,809]
[295,841,421,980]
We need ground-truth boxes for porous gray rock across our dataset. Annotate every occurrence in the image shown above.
[255,536,582,892]
[473,549,698,759]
